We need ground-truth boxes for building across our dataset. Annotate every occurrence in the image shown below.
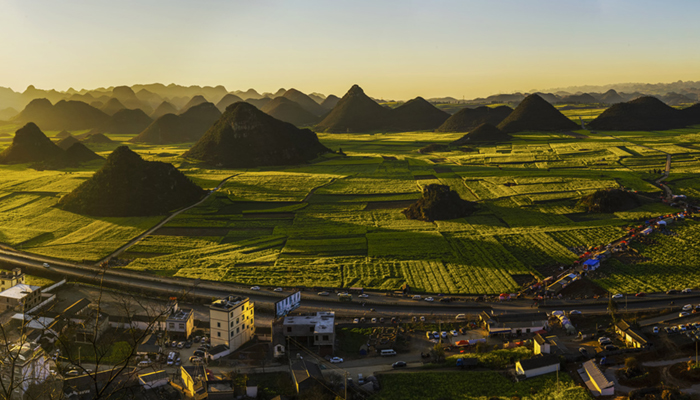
[290,359,327,394]
[0,268,24,292]
[165,299,194,340]
[74,310,110,343]
[582,360,614,396]
[614,319,649,348]
[515,354,560,378]
[283,312,335,355]
[138,370,169,390]
[0,284,41,312]
[479,311,548,335]
[1,341,50,398]
[209,296,254,350]
[533,334,550,354]
[137,334,162,357]
[533,334,572,357]
[180,365,207,400]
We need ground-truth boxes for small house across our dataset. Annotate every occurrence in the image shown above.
[582,360,614,396]
[515,354,560,378]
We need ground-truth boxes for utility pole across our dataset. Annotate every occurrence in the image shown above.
[345,371,348,400]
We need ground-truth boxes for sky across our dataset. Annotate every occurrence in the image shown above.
[1,0,699,100]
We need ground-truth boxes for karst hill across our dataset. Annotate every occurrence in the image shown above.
[437,106,513,132]
[183,102,330,168]
[497,94,578,133]
[131,102,221,144]
[58,146,204,217]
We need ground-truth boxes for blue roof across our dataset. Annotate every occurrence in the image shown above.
[583,259,600,266]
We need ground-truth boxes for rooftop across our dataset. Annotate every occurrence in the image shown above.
[210,296,249,311]
[284,312,336,334]
[583,360,614,389]
[518,354,560,371]
[139,370,168,384]
[0,284,40,299]
[167,308,193,322]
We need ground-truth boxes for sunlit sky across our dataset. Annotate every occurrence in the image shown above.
[1,0,699,100]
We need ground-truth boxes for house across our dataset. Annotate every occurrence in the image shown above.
[614,319,649,348]
[138,370,169,390]
[0,268,24,292]
[137,334,161,357]
[582,360,614,396]
[533,334,550,354]
[165,298,194,340]
[1,341,50,397]
[0,284,41,312]
[74,310,110,343]
[479,311,548,335]
[283,312,336,355]
[515,354,560,378]
[290,359,327,394]
[180,365,207,400]
[582,258,600,271]
[209,296,254,350]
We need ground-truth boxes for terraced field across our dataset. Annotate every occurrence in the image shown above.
[2,125,700,294]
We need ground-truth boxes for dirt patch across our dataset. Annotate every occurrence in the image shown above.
[511,274,537,287]
[669,362,700,384]
[153,227,231,236]
[364,200,418,210]
[558,277,609,299]
[616,367,661,388]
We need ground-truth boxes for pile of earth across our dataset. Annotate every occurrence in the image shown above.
[403,184,477,221]
[316,85,449,133]
[131,102,221,144]
[13,99,109,131]
[497,94,578,133]
[450,123,509,145]
[578,188,642,213]
[588,96,692,131]
[183,102,331,168]
[260,97,320,126]
[58,146,204,216]
[0,122,102,167]
[436,105,512,132]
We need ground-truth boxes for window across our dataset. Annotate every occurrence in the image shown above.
[217,322,221,328]
[237,328,240,333]
[230,322,233,327]
[323,335,329,341]
[309,327,314,333]
[230,311,233,317]
[169,323,174,329]
[231,331,234,337]
[217,332,221,337]
[179,323,184,329]
[286,327,291,333]
[236,318,239,324]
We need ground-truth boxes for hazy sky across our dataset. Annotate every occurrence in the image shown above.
[1,0,699,99]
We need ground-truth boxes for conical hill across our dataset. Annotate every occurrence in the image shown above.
[0,123,65,164]
[437,105,512,132]
[96,108,153,135]
[316,85,391,133]
[151,101,178,119]
[389,97,450,131]
[450,123,510,145]
[261,97,319,126]
[588,96,686,131]
[57,146,204,217]
[57,135,80,150]
[183,102,330,168]
[497,94,578,133]
[215,94,244,112]
[282,89,326,116]
[131,102,221,144]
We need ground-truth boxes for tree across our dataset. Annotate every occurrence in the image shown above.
[625,356,640,373]
[608,298,618,321]
[430,343,445,363]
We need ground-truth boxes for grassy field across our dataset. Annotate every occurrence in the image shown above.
[1,120,700,294]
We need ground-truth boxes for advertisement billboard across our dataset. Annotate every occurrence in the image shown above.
[275,291,301,318]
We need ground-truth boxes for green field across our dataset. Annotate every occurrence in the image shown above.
[2,121,700,294]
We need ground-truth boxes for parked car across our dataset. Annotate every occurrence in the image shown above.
[193,350,205,358]
[379,317,385,323]
[597,337,610,343]
[412,295,422,300]
[635,292,646,297]
[189,356,202,363]
[420,316,426,322]
[612,294,624,299]
[441,331,448,338]
[682,288,693,293]
[43,263,50,268]
[392,361,407,368]
[317,292,330,296]
[185,341,192,348]
[569,310,582,315]
[667,289,679,295]
[171,341,177,347]
[424,297,435,302]
[426,331,433,339]
[330,357,344,363]
[353,318,359,324]
[680,312,690,317]
[439,297,452,303]
[599,339,612,346]
[604,344,618,351]
[371,318,377,323]
[579,348,588,357]
[683,304,693,311]
[450,330,459,336]
[412,316,417,322]
[250,286,260,291]
[273,287,283,292]
[653,326,659,334]
[432,331,439,339]
[358,374,365,385]
[338,292,349,296]
[177,342,185,349]
[358,294,369,298]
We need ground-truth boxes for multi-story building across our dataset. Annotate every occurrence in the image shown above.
[165,299,194,340]
[209,296,254,350]
[0,269,24,292]
[1,341,50,398]
[282,312,335,355]
[0,284,41,313]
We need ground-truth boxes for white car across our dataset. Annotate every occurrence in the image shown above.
[353,318,359,324]
[317,292,330,296]
[450,330,459,336]
[273,287,283,292]
[330,357,344,363]
[338,292,349,296]
[680,312,690,318]
[420,316,425,322]
[597,337,610,343]
[371,318,377,323]
[612,294,624,299]
[653,326,659,334]
[432,331,439,339]
[358,294,369,298]
[250,286,261,291]
[569,310,582,315]
[424,297,434,302]
[441,331,448,338]
[683,304,693,311]
[42,263,50,268]
[683,288,693,293]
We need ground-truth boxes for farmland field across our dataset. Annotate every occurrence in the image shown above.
[2,120,700,294]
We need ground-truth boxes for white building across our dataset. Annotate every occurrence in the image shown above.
[1,342,50,398]
[209,296,254,350]
[0,284,42,312]
[515,354,560,378]
[165,299,194,340]
[582,359,615,396]
[283,312,335,355]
